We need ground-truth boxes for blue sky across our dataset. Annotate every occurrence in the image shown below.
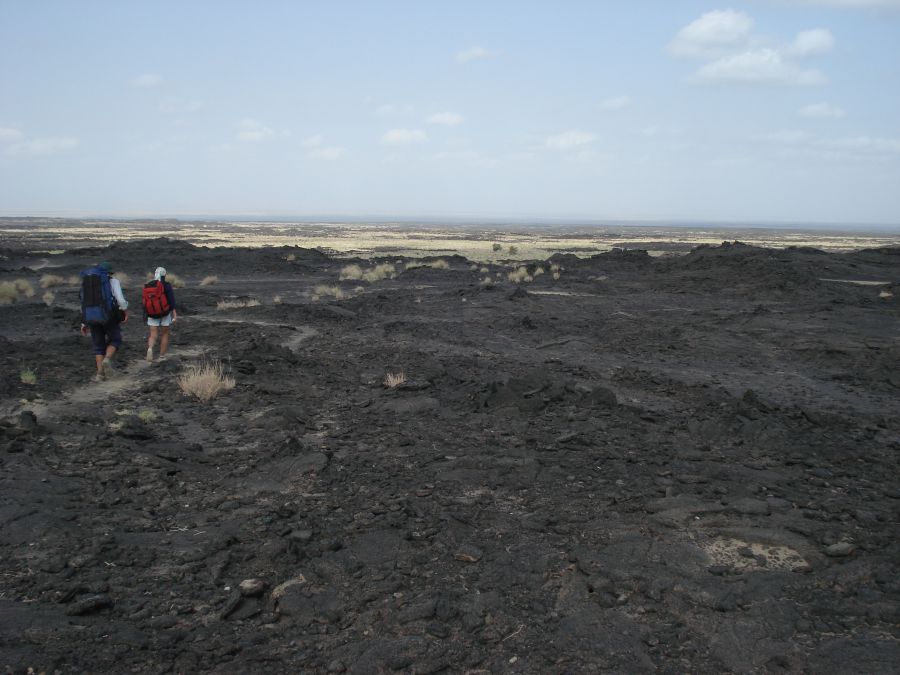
[1,0,899,226]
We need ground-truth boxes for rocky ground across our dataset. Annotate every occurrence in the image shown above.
[1,236,898,674]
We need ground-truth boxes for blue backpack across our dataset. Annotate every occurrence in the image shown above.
[80,266,117,326]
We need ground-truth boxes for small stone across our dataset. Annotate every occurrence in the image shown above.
[825,542,855,557]
[454,545,483,563]
[239,578,267,597]
[327,660,346,673]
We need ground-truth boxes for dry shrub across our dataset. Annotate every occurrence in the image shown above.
[430,259,449,270]
[507,266,532,283]
[137,409,157,423]
[272,295,283,304]
[533,266,544,276]
[362,263,395,283]
[217,298,261,310]
[492,243,503,252]
[479,266,490,273]
[40,274,66,288]
[178,361,235,402]
[0,279,36,305]
[553,272,561,280]
[508,245,519,255]
[879,289,893,299]
[42,291,55,305]
[115,272,131,288]
[313,285,344,301]
[340,264,364,281]
[0,282,18,305]
[20,368,37,385]
[15,279,35,298]
[480,277,494,286]
[67,275,80,285]
[285,253,296,262]
[383,371,406,388]
[550,263,561,272]
[200,275,219,287]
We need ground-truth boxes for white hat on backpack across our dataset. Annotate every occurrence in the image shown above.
[154,267,167,281]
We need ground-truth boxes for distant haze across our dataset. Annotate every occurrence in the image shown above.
[1,1,898,227]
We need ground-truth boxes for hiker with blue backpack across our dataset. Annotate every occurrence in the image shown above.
[142,266,177,362]
[79,262,129,380]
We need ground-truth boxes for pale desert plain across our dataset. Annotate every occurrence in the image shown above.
[1,219,899,673]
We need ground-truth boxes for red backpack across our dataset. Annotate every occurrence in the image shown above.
[142,280,171,318]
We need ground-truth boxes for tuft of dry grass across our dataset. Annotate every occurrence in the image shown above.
[15,279,35,298]
[479,266,490,274]
[480,276,494,286]
[272,294,283,304]
[362,263,396,282]
[115,272,131,288]
[20,368,37,385]
[0,279,36,305]
[39,274,66,288]
[42,291,55,305]
[178,361,235,402]
[216,298,261,310]
[200,275,219,287]
[507,266,533,283]
[67,275,81,286]
[285,253,296,262]
[429,259,450,270]
[313,285,345,301]
[137,409,157,423]
[533,266,544,276]
[553,272,561,280]
[508,245,519,255]
[339,264,364,280]
[383,371,406,388]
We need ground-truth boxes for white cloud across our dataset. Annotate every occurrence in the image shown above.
[427,112,464,126]
[0,127,24,143]
[544,130,596,150]
[301,134,324,148]
[787,28,835,56]
[456,46,495,64]
[669,10,754,57]
[759,129,900,159]
[306,146,347,160]
[695,48,825,85]
[380,129,427,145]
[131,73,163,88]
[7,137,80,157]
[799,102,846,119]
[236,119,274,142]
[760,130,813,144]
[598,95,631,112]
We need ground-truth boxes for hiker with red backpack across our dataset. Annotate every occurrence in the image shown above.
[143,266,177,362]
[79,261,129,380]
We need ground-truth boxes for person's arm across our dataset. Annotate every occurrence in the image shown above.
[110,278,128,323]
[111,278,128,310]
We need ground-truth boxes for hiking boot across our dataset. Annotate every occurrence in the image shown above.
[146,347,154,362]
[93,372,104,383]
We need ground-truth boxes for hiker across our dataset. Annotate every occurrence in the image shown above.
[143,266,177,362]
[79,261,128,380]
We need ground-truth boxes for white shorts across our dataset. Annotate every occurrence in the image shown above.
[147,313,173,327]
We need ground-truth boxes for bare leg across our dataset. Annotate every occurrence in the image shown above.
[95,355,104,373]
[147,326,159,350]
[160,326,171,356]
